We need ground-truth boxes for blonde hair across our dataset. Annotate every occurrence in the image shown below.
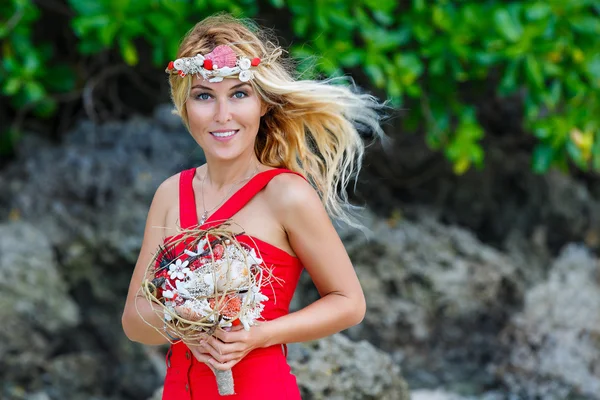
[168,14,385,226]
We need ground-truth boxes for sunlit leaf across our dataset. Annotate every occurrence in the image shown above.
[119,38,138,66]
[532,144,555,173]
[494,8,522,42]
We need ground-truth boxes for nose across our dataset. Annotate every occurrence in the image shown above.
[213,97,232,124]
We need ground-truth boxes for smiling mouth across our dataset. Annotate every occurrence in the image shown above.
[210,130,239,138]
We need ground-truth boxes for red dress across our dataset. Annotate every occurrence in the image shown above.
[161,167,304,399]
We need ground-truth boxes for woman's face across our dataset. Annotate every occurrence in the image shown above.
[186,76,265,162]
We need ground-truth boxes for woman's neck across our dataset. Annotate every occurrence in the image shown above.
[203,153,260,190]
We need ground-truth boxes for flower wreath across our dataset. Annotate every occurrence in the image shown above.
[166,45,261,83]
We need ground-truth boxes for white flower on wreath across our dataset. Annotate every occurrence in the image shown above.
[169,259,190,280]
[238,70,253,82]
[238,57,251,70]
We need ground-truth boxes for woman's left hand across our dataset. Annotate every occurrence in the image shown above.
[195,324,268,370]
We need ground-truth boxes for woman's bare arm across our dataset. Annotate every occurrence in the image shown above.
[258,173,366,345]
[121,175,178,345]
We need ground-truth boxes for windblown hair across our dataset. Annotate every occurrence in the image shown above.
[168,14,385,226]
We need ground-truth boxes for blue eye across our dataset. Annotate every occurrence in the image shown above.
[196,93,211,100]
[233,91,247,99]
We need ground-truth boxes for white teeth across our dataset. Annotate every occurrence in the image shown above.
[211,130,237,138]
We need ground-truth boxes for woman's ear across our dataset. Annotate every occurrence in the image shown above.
[260,102,270,117]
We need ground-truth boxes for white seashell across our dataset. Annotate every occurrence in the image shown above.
[238,58,251,70]
[214,260,248,291]
[216,66,239,76]
[208,76,223,83]
[173,59,184,70]
[195,54,205,62]
[203,274,215,293]
[239,70,253,82]
[175,280,191,298]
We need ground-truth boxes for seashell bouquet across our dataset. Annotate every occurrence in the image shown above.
[138,222,274,396]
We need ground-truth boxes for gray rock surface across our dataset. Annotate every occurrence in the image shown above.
[0,222,80,388]
[294,212,524,393]
[287,334,410,400]
[496,244,600,399]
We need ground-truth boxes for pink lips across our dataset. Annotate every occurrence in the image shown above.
[210,129,239,142]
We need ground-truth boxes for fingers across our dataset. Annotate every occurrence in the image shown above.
[200,339,244,363]
[189,342,243,368]
[188,346,212,364]
[213,326,247,343]
[208,358,239,371]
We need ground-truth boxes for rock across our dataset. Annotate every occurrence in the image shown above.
[410,389,505,400]
[44,352,107,397]
[496,244,600,399]
[0,222,80,384]
[287,333,410,399]
[297,212,524,392]
[410,389,469,400]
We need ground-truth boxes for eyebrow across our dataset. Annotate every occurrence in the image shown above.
[191,82,252,91]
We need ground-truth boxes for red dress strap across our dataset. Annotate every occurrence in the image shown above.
[179,168,199,229]
[203,168,305,228]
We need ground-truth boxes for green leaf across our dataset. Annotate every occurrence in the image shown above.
[365,0,396,14]
[525,55,543,89]
[79,40,104,55]
[338,50,363,67]
[119,38,138,66]
[532,144,555,173]
[525,3,551,21]
[570,16,600,35]
[72,15,111,37]
[494,8,523,42]
[365,64,385,88]
[67,0,105,16]
[33,98,57,118]
[2,78,22,96]
[292,15,310,37]
[269,0,285,8]
[430,57,445,76]
[98,22,119,47]
[43,65,76,92]
[23,81,45,103]
[593,129,600,171]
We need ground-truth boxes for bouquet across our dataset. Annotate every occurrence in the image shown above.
[138,222,274,396]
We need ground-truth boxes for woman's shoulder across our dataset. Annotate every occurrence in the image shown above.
[263,169,320,213]
[151,167,198,210]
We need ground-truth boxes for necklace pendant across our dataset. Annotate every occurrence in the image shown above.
[200,211,208,225]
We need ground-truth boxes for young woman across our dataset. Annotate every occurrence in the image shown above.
[121,13,384,399]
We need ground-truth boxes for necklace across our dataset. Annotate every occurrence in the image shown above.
[199,164,259,225]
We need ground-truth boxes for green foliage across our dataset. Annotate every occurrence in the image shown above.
[2,0,600,175]
[285,0,600,174]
